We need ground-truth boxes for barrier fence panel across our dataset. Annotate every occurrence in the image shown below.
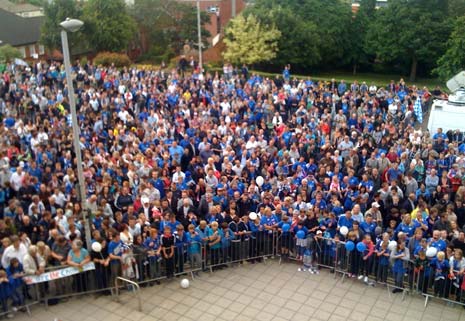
[204,231,277,271]
[0,282,39,318]
[8,234,465,317]
[416,267,465,308]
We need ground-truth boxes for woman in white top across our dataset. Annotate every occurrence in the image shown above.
[120,224,133,246]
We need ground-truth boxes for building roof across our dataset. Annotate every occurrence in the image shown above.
[0,0,41,13]
[0,8,43,46]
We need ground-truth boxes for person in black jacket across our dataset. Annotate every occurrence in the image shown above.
[115,187,133,212]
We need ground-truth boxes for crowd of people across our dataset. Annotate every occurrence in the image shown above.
[0,57,464,316]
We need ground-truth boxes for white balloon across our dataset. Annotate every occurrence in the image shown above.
[180,278,190,289]
[426,247,438,258]
[91,242,102,253]
[249,212,257,221]
[340,226,349,236]
[388,241,397,252]
[256,176,264,187]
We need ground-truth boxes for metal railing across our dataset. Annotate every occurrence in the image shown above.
[5,230,464,317]
[114,277,142,312]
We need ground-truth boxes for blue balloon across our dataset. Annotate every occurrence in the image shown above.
[345,241,355,252]
[282,224,291,233]
[356,242,367,253]
[296,230,305,239]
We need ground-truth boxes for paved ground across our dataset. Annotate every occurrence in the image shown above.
[13,259,465,321]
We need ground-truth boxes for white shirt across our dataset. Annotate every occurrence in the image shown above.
[2,244,28,268]
[10,171,24,191]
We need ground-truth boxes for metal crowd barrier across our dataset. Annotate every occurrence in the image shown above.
[114,277,142,312]
[6,232,464,317]
[204,230,277,271]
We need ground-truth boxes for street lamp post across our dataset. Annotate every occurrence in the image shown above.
[60,18,92,249]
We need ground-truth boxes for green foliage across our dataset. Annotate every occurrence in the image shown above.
[93,52,131,67]
[366,0,451,81]
[131,0,211,56]
[434,16,465,81]
[223,14,281,65]
[83,0,137,52]
[0,45,22,63]
[137,46,175,65]
[246,0,352,71]
[40,0,84,50]
[344,0,377,74]
[255,6,320,69]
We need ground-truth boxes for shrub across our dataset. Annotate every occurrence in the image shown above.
[93,52,131,67]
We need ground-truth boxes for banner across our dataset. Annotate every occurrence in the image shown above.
[23,262,95,285]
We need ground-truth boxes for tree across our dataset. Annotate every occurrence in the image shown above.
[247,0,352,72]
[0,45,22,63]
[248,6,320,71]
[366,0,451,81]
[83,0,137,52]
[40,0,84,50]
[345,0,377,75]
[132,0,210,56]
[223,14,281,65]
[434,16,465,81]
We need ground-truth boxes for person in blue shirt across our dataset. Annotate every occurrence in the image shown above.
[260,208,278,256]
[187,224,202,273]
[221,222,235,265]
[338,211,354,234]
[173,225,188,274]
[430,251,450,297]
[5,258,24,309]
[277,215,292,259]
[376,240,390,283]
[0,270,12,317]
[293,221,309,260]
[108,230,124,286]
[207,221,223,269]
[428,230,447,252]
[360,214,377,240]
[320,212,338,238]
[144,227,161,281]
[391,241,410,293]
[394,214,415,240]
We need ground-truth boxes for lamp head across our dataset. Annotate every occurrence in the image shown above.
[60,18,84,33]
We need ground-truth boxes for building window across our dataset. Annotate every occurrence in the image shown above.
[29,45,36,56]
[38,45,45,55]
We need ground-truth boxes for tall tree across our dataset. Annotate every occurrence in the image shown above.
[132,0,210,55]
[223,14,281,65]
[248,5,320,70]
[434,16,465,81]
[366,0,451,81]
[83,0,137,53]
[40,0,84,50]
[247,0,352,71]
[345,0,377,75]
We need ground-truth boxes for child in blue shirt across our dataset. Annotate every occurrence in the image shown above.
[376,240,390,283]
[6,258,24,309]
[430,251,449,297]
[278,216,292,259]
[174,225,189,274]
[0,270,12,317]
[144,227,161,281]
[207,222,223,269]
[293,221,308,260]
[391,241,409,293]
[187,224,202,273]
